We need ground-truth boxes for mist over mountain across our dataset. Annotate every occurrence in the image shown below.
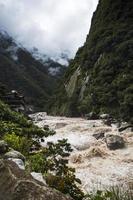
[0,0,132,123]
[0,0,98,59]
[0,30,66,110]
[0,0,99,112]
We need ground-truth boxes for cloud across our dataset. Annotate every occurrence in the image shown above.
[0,0,98,57]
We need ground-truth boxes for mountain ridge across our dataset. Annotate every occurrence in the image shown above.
[0,30,66,110]
[50,0,133,123]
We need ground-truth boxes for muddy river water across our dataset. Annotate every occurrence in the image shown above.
[30,113,133,193]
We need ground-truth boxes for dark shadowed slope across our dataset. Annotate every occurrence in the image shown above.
[0,31,66,111]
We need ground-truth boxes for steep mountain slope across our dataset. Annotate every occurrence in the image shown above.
[0,31,66,110]
[52,0,133,123]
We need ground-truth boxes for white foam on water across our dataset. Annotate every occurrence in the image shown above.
[30,113,133,193]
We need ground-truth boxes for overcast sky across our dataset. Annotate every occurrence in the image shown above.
[0,0,98,58]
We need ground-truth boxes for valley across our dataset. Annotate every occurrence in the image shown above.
[0,0,133,199]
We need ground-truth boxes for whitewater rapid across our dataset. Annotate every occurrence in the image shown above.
[30,113,133,193]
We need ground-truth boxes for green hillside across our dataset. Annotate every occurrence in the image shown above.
[51,0,133,123]
[0,32,65,111]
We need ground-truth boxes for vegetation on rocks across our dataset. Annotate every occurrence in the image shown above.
[0,100,84,199]
[0,0,133,199]
[51,0,133,124]
[0,159,73,200]
[0,99,132,199]
[29,139,84,200]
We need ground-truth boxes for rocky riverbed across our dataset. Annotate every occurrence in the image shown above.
[30,113,133,193]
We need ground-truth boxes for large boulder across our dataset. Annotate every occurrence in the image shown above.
[0,159,73,200]
[0,140,8,154]
[31,172,46,185]
[8,158,25,170]
[55,123,67,129]
[4,150,25,162]
[105,134,125,150]
[118,124,133,132]
[100,114,110,119]
[85,112,99,120]
[93,132,105,140]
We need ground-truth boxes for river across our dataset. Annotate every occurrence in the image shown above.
[30,113,133,193]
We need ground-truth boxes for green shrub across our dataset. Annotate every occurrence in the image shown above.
[46,172,84,200]
[0,121,21,138]
[0,100,31,126]
[0,100,84,199]
[4,133,32,156]
[29,153,48,173]
[29,139,84,200]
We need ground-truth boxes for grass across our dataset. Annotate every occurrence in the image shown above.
[85,185,133,200]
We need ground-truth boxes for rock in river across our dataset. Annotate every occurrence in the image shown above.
[105,134,125,150]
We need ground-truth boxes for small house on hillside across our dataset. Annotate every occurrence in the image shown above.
[1,90,26,113]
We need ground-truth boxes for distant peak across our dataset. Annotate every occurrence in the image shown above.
[0,29,10,39]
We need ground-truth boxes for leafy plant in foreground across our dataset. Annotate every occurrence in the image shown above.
[29,139,84,200]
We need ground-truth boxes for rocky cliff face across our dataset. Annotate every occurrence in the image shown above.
[52,0,133,123]
[0,159,73,200]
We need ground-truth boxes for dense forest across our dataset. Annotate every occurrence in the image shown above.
[0,31,65,111]
[50,0,133,124]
